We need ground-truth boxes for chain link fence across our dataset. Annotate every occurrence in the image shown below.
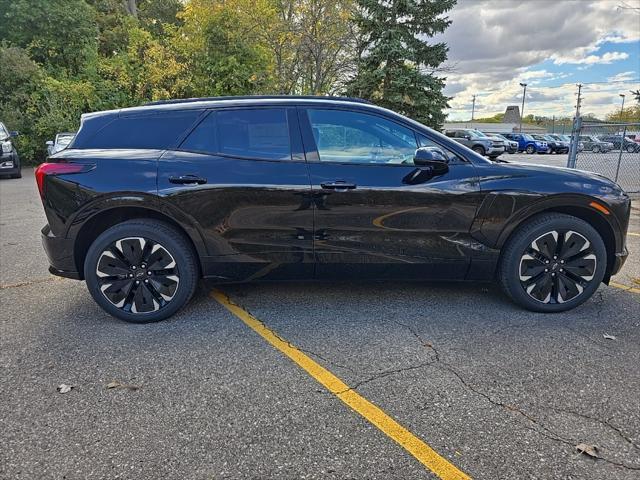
[567,119,640,193]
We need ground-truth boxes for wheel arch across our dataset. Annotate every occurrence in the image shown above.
[72,205,206,280]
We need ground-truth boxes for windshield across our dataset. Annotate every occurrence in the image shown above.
[523,134,535,141]
[468,130,486,139]
[57,135,74,147]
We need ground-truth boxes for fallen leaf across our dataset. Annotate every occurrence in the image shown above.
[57,384,73,394]
[106,380,139,391]
[603,334,617,340]
[576,443,599,458]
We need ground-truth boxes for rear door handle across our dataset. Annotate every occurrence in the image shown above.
[320,181,357,191]
[169,175,207,185]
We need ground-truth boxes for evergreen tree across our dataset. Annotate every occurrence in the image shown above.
[347,0,455,127]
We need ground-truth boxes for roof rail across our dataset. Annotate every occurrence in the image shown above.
[144,95,372,106]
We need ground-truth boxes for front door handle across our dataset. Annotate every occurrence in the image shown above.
[320,181,357,191]
[169,175,207,185]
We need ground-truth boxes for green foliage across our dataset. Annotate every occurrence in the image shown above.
[0,0,98,75]
[347,0,456,128]
[0,0,455,164]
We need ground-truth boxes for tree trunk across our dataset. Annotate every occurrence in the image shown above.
[124,0,138,18]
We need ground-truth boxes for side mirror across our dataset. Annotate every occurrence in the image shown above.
[414,147,448,167]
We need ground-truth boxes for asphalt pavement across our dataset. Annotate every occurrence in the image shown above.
[1,168,639,479]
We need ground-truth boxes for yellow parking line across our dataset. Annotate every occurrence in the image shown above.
[609,281,640,294]
[211,289,471,480]
[628,232,640,237]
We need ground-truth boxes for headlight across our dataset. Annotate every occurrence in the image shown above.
[1,141,12,154]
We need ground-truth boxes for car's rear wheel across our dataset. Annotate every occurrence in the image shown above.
[627,144,636,153]
[525,145,535,154]
[472,145,485,156]
[592,145,600,153]
[84,220,198,323]
[498,213,606,312]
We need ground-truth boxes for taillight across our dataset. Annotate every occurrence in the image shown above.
[35,162,91,198]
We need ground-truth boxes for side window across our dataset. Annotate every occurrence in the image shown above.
[307,109,417,165]
[445,131,455,138]
[417,133,461,162]
[180,111,217,153]
[84,110,202,149]
[217,108,290,160]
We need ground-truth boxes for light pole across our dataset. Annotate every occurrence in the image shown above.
[619,94,626,120]
[519,83,527,133]
[471,95,476,122]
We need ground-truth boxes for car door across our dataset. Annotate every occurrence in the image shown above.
[158,107,314,282]
[299,107,481,280]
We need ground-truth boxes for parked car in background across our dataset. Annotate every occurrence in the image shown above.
[598,134,640,153]
[579,135,614,153]
[0,122,21,178]
[444,129,505,159]
[35,96,630,322]
[484,133,518,153]
[502,133,549,154]
[46,132,76,156]
[532,134,569,154]
[555,134,584,152]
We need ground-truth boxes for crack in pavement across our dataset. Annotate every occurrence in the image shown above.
[335,360,437,395]
[551,407,640,452]
[392,319,640,472]
[0,277,62,290]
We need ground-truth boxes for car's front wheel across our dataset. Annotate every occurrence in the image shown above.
[472,145,486,156]
[498,213,606,312]
[525,145,535,154]
[84,220,199,323]
[592,145,600,153]
[627,144,636,153]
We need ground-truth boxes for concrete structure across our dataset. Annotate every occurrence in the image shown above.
[504,106,521,123]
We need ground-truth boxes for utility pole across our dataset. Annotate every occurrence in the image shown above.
[619,93,626,120]
[574,83,583,118]
[519,83,527,133]
[552,115,555,133]
[471,95,476,122]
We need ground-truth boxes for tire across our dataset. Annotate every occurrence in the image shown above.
[627,145,636,153]
[472,145,486,156]
[498,213,606,312]
[592,145,600,153]
[84,219,199,323]
[489,155,500,161]
[525,145,535,154]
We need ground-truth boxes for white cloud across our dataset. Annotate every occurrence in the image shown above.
[552,51,629,65]
[608,71,638,82]
[435,0,640,120]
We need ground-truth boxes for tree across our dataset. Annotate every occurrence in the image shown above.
[631,89,640,104]
[346,0,456,127]
[0,0,98,75]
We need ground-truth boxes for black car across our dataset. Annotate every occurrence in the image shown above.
[599,135,640,153]
[532,134,569,154]
[36,96,631,322]
[0,122,21,178]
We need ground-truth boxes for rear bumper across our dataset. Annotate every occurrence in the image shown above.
[41,224,82,280]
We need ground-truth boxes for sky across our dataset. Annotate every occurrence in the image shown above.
[436,0,640,121]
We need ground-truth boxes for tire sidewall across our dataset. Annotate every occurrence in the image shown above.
[84,222,197,323]
[500,215,607,312]
[526,145,535,154]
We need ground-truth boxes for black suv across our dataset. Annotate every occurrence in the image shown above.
[599,134,640,153]
[0,122,21,178]
[37,96,630,322]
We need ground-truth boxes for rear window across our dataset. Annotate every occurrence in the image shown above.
[76,110,201,150]
[180,108,291,161]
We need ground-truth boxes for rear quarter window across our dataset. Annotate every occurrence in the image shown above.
[77,110,202,150]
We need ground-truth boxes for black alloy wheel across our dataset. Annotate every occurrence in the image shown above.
[498,213,606,312]
[96,237,179,314]
[518,230,596,304]
[85,220,198,323]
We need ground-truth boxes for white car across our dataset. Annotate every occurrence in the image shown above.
[46,132,76,156]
